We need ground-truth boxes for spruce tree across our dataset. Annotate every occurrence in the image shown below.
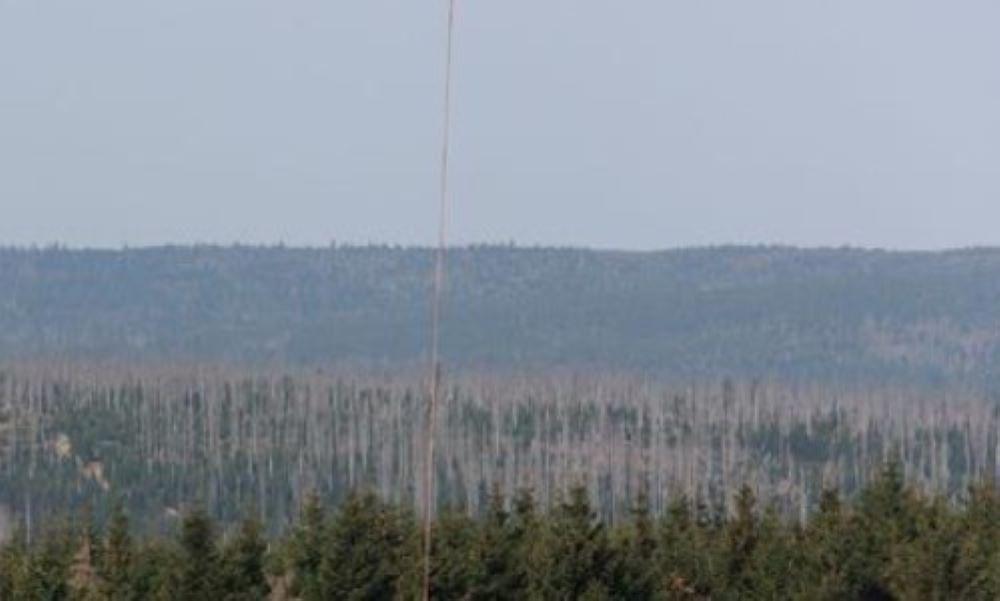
[220,514,271,601]
[509,487,544,599]
[130,541,182,601]
[656,495,717,599]
[0,529,29,600]
[24,523,75,601]
[885,496,960,600]
[798,487,854,599]
[544,485,612,599]
[319,491,408,600]
[178,507,221,601]
[954,483,1000,600]
[101,501,135,600]
[472,484,524,600]
[609,487,657,600]
[724,485,759,595]
[428,509,477,600]
[745,504,795,600]
[851,458,913,599]
[286,492,327,601]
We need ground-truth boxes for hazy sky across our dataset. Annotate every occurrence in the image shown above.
[2,1,998,250]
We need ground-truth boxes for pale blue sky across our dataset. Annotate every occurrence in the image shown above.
[1,1,998,249]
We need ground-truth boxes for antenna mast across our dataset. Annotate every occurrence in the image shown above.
[423,0,456,598]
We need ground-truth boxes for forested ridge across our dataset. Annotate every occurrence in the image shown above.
[4,246,1000,598]
[3,463,1000,600]
[2,245,1000,383]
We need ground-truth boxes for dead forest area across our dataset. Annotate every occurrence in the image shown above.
[1,364,999,530]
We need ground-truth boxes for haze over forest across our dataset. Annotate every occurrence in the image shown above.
[4,2,1000,597]
[2,244,999,387]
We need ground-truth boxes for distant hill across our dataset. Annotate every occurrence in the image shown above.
[2,245,999,384]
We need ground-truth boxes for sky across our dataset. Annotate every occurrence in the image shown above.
[1,0,999,250]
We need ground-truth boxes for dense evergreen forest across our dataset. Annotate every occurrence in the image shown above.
[3,463,1000,600]
[2,245,1000,383]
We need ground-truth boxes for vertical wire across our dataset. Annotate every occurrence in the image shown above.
[423,0,456,599]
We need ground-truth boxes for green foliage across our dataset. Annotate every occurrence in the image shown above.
[100,501,134,600]
[177,508,221,601]
[2,467,1000,600]
[469,484,524,600]
[0,530,29,600]
[428,510,478,600]
[796,488,854,599]
[953,483,1000,600]
[24,523,74,601]
[542,484,613,599]
[656,496,719,598]
[507,487,545,599]
[219,515,270,601]
[285,492,326,600]
[609,488,657,600]
[318,491,411,601]
[129,542,181,601]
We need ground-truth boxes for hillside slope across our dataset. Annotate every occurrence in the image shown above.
[1,245,999,383]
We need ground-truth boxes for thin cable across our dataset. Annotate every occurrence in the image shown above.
[422,0,456,599]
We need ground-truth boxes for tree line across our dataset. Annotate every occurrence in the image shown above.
[2,461,1000,600]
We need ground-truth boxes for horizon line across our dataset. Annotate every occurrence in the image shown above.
[2,241,999,254]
